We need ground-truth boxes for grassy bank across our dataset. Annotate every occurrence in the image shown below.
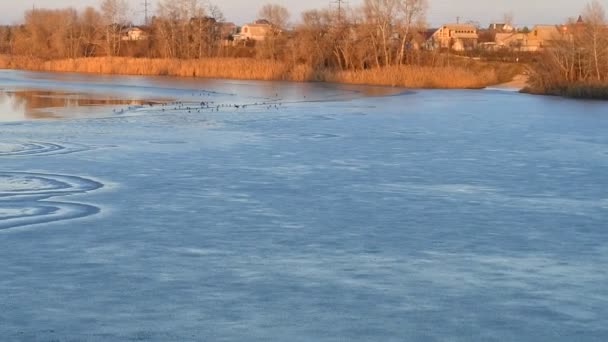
[0,56,519,89]
[523,82,608,100]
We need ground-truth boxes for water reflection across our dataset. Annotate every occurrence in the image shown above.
[5,70,402,104]
[0,89,164,121]
[0,69,405,122]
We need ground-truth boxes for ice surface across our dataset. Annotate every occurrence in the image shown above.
[0,70,607,341]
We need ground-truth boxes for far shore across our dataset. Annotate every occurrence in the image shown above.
[0,56,522,90]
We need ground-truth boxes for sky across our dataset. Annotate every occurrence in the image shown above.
[1,0,606,27]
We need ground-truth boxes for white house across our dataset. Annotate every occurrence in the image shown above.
[234,20,274,42]
[430,24,479,51]
[488,23,515,32]
[122,27,149,41]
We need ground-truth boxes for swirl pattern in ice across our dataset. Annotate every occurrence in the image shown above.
[0,172,103,230]
[0,142,88,157]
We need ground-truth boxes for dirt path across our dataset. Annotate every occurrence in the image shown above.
[495,74,529,90]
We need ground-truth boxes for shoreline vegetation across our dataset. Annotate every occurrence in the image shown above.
[0,56,520,89]
[0,0,605,98]
[521,2,608,99]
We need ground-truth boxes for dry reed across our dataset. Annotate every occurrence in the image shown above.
[320,65,499,89]
[0,56,507,89]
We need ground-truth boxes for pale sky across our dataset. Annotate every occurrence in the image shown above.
[2,0,606,27]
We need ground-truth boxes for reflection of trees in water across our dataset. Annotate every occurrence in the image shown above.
[0,90,149,119]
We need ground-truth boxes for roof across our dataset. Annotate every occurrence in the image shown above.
[421,29,437,40]
[529,25,563,40]
[243,23,272,28]
[441,23,478,30]
[122,26,148,33]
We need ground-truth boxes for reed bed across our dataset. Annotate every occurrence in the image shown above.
[0,56,509,89]
[321,65,499,89]
[0,56,297,81]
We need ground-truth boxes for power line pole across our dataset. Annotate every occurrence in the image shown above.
[332,0,347,23]
[143,0,150,26]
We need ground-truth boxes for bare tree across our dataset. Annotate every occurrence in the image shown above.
[156,0,200,58]
[396,0,427,65]
[258,4,290,29]
[528,1,608,95]
[81,7,103,57]
[582,0,607,81]
[100,0,129,56]
[363,0,398,67]
[255,4,290,60]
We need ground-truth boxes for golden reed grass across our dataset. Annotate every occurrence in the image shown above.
[0,56,504,89]
[322,65,499,89]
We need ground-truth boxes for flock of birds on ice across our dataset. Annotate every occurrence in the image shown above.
[112,90,298,115]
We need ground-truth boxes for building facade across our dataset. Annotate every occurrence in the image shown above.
[235,20,274,42]
[430,24,479,51]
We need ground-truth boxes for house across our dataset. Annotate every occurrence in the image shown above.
[190,16,218,28]
[419,29,437,50]
[494,32,529,50]
[218,22,237,40]
[488,23,515,32]
[525,25,565,51]
[234,20,274,41]
[122,27,149,41]
[189,16,221,39]
[489,25,566,52]
[429,24,479,51]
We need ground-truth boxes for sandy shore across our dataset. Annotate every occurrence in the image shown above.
[494,74,529,90]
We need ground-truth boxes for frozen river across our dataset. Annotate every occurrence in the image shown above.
[1,70,607,341]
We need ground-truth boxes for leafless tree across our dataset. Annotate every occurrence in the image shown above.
[81,7,103,57]
[396,0,427,64]
[529,1,608,95]
[363,0,398,67]
[258,4,290,29]
[100,0,129,56]
[582,0,607,81]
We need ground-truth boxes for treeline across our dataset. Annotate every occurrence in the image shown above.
[526,1,608,98]
[0,0,521,88]
[0,0,231,60]
[0,0,434,67]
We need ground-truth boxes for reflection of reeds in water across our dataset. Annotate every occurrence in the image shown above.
[0,56,507,89]
[0,90,155,119]
[5,90,148,108]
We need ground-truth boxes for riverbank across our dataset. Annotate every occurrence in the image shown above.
[522,82,608,100]
[0,56,520,89]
